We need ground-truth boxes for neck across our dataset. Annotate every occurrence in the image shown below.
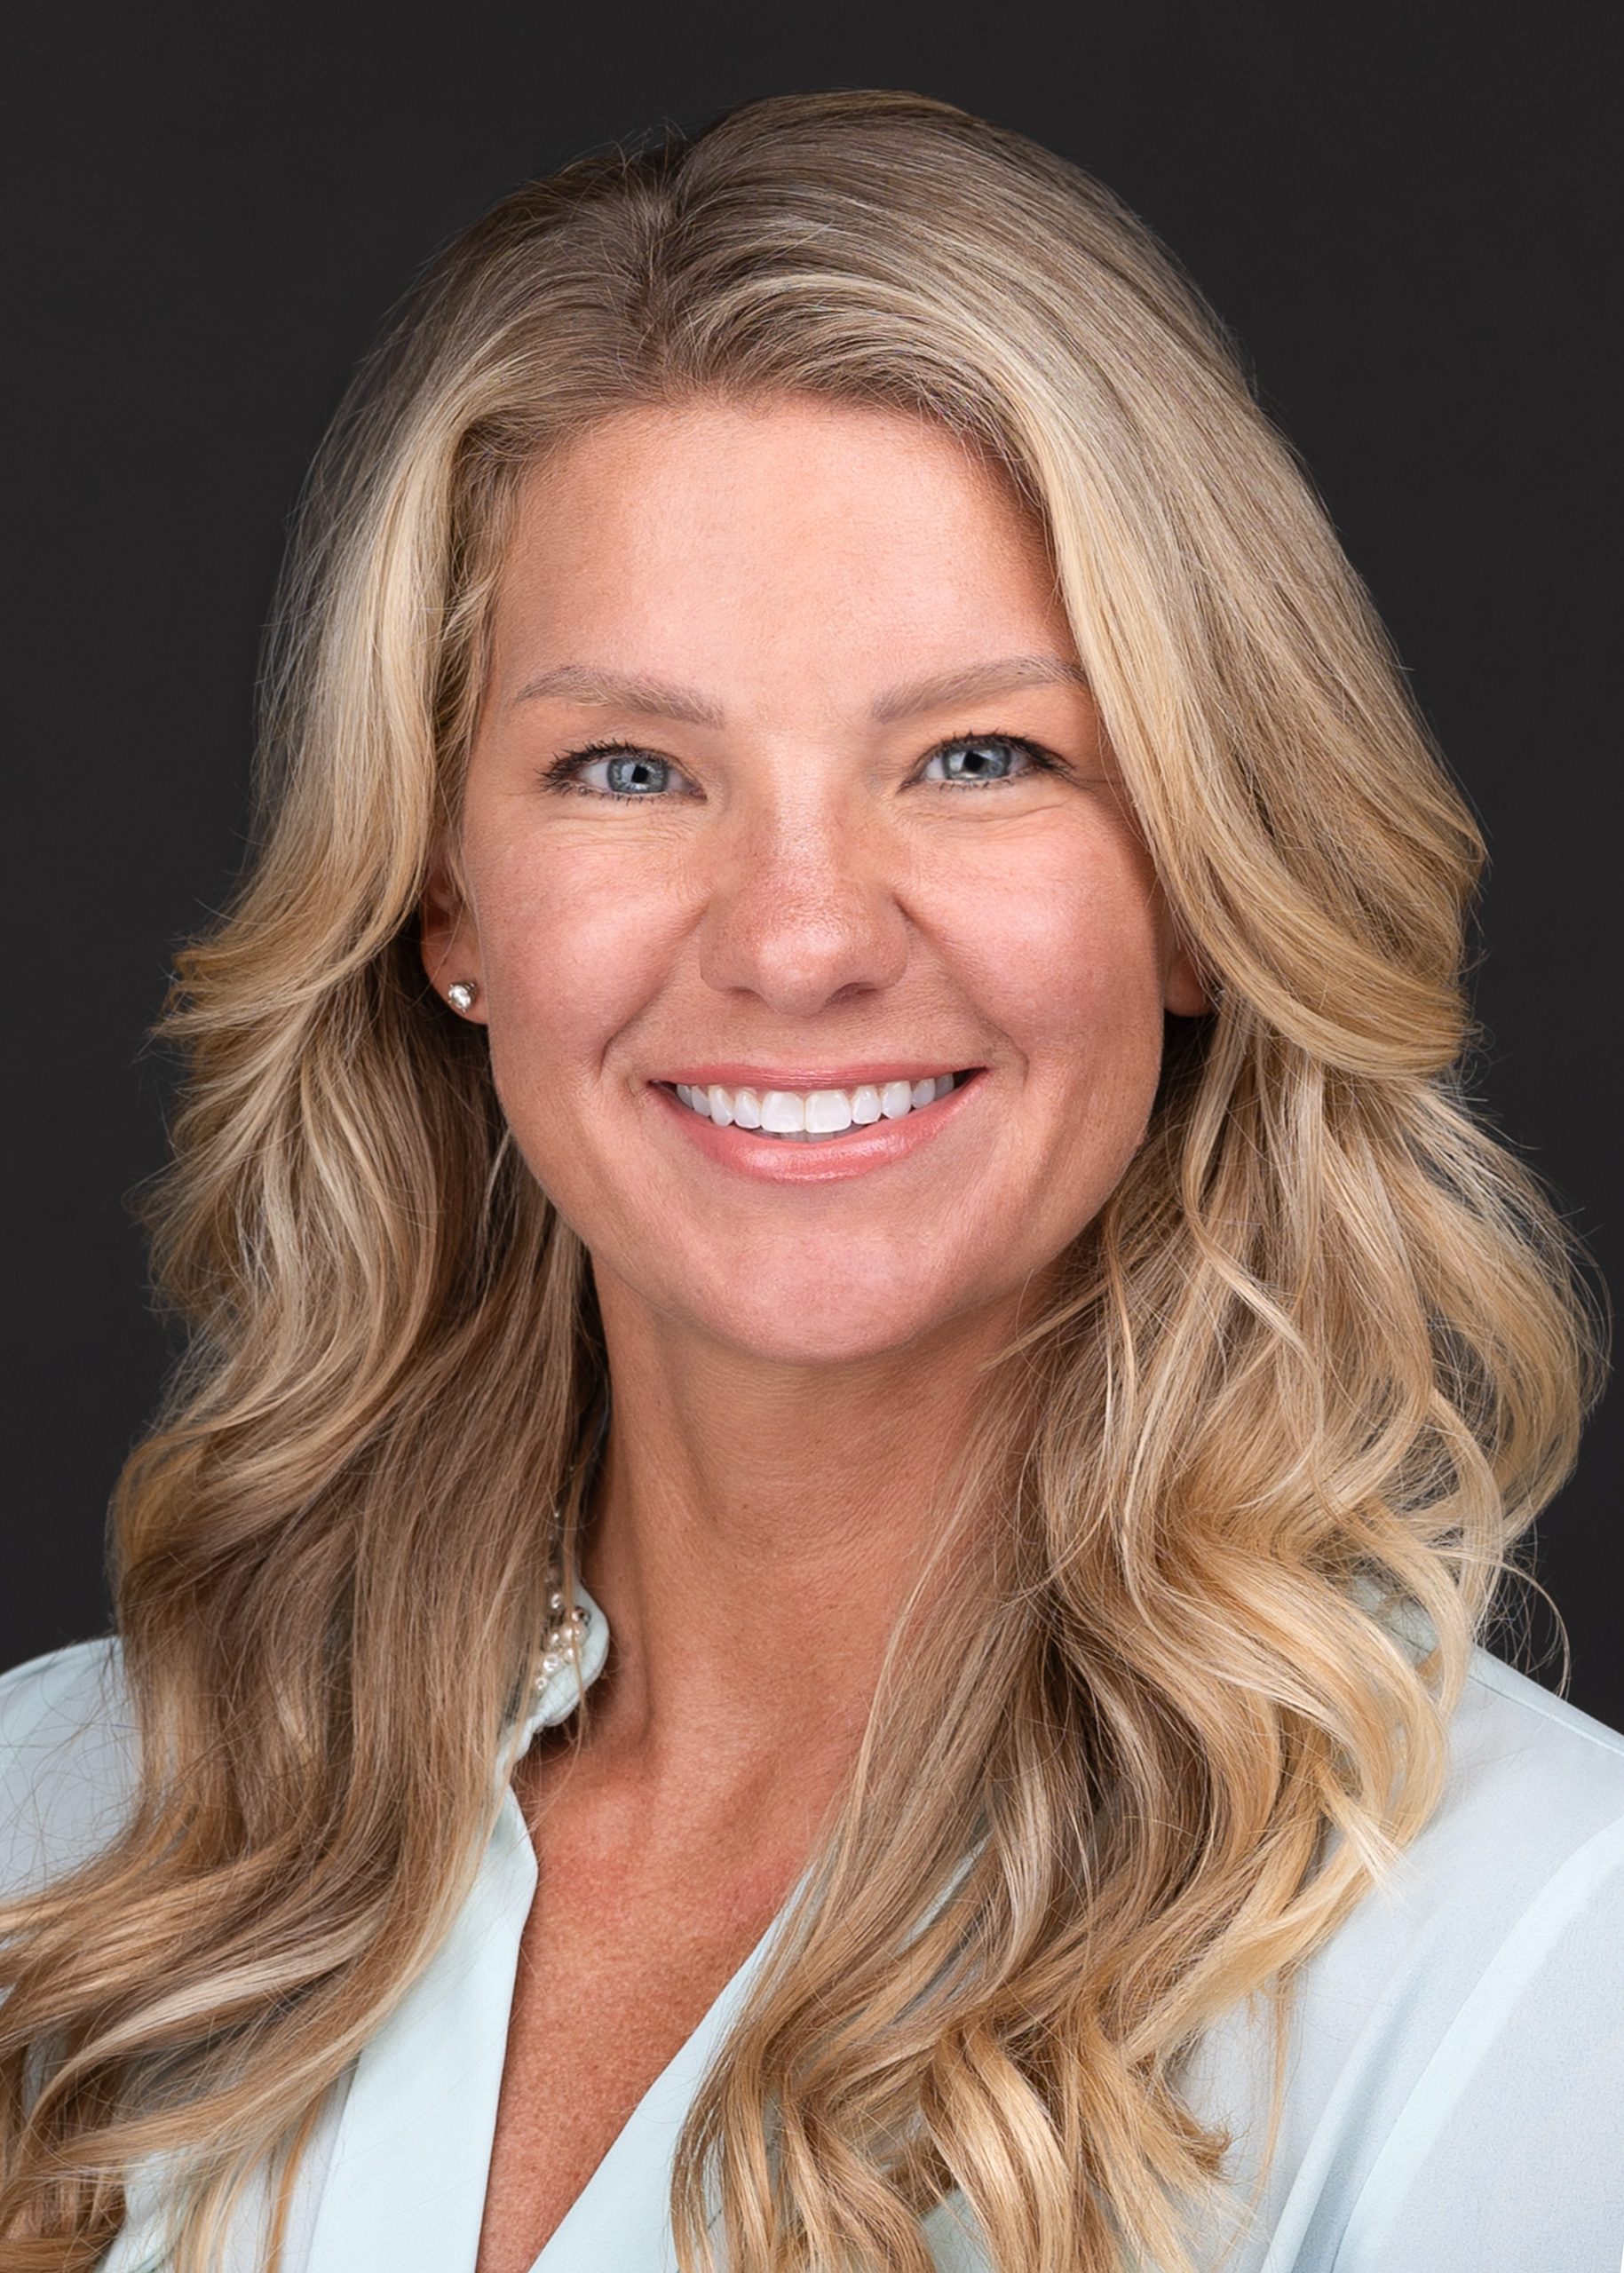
[575,1272,1035,1785]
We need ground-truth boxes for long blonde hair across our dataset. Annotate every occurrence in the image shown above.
[0,89,1603,2273]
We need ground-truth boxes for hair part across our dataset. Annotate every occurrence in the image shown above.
[0,87,1604,2273]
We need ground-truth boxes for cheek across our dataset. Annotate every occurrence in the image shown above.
[942,832,1168,1088]
[472,835,683,1080]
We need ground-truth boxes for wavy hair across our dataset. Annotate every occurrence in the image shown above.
[0,88,1604,2273]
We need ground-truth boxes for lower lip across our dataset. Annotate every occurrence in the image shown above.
[650,1073,986,1183]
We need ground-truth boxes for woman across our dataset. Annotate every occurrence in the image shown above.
[1,85,1619,2273]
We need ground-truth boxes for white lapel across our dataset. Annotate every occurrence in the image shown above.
[297,1587,612,2271]
[298,1793,536,2270]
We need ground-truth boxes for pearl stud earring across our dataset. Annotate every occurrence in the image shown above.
[446,980,479,1014]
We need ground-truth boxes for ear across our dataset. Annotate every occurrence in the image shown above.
[1163,938,1215,1019]
[418,848,487,1022]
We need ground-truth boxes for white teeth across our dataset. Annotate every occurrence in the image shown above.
[805,1089,853,1133]
[760,1090,806,1133]
[669,1071,969,1139]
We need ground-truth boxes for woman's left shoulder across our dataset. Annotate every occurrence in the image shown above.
[1318,1637,1624,2044]
[1182,1648,1624,2270]
[1460,1637,1624,1765]
[1411,1641,1624,1929]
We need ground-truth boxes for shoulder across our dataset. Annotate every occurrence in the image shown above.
[0,1635,140,1900]
[1448,1639,1624,1832]
[1183,1643,1624,2272]
[1392,1641,1624,1949]
[1382,1639,1624,1992]
[1324,1633,1624,1994]
[1356,1633,1624,2000]
[1327,1599,1624,1932]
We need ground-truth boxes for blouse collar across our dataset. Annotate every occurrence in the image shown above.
[511,1579,611,1752]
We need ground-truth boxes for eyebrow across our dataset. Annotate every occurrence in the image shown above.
[511,653,1089,726]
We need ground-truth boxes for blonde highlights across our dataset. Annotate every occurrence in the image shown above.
[0,90,1602,2272]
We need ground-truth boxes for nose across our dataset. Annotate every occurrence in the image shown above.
[694,780,910,1015]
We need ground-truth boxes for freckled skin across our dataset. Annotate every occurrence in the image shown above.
[425,395,1206,1368]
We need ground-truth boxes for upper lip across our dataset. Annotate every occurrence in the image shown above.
[654,1062,982,1089]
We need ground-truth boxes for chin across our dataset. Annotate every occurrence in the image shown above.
[689,1273,982,1369]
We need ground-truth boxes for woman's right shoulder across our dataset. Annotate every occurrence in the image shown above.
[0,1635,139,1901]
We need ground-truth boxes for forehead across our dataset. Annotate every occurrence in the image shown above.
[490,395,1070,689]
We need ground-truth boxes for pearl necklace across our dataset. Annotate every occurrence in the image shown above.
[536,1512,591,1691]
[534,1392,611,1694]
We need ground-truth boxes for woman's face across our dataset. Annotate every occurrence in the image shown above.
[424,395,1206,1365]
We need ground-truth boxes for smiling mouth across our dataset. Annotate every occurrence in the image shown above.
[657,1069,982,1143]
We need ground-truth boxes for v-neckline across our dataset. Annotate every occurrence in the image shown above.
[504,1577,794,2261]
[298,1558,800,2273]
[523,1888,788,2269]
[299,1774,795,2273]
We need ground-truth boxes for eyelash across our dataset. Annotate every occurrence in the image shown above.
[535,730,1064,804]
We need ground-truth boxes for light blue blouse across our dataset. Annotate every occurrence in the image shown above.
[3,1589,1623,2272]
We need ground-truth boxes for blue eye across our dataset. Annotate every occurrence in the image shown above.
[920,733,1050,788]
[540,741,685,801]
[539,729,1058,804]
[591,752,669,796]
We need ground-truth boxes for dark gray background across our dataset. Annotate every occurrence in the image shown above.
[3,4,1617,1717]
